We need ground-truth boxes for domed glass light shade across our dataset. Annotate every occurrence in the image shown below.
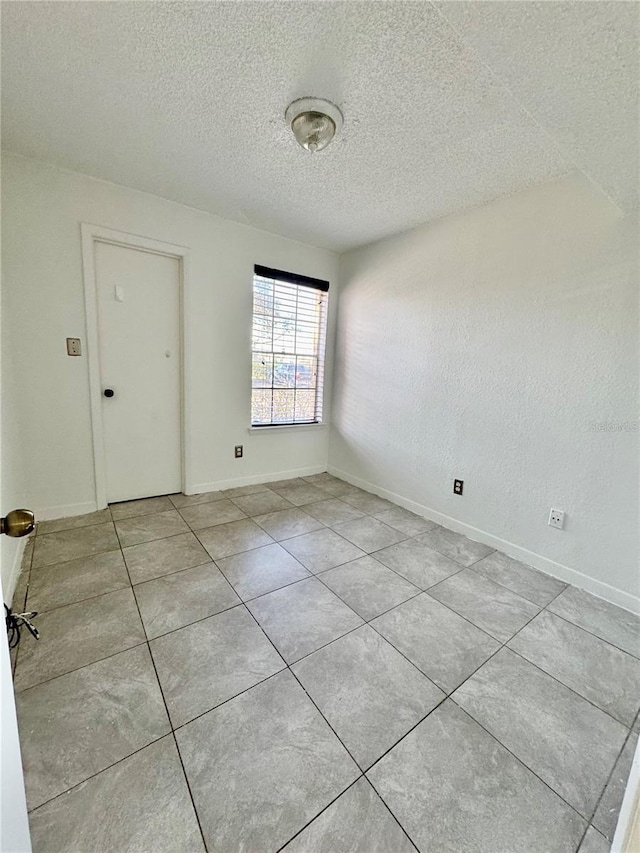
[285,98,343,153]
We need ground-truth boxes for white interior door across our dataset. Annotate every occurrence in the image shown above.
[95,241,182,503]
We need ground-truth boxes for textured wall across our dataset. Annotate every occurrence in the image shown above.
[331,173,639,609]
[2,154,337,520]
[1,298,29,600]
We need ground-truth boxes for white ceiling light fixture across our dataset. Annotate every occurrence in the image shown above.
[285,97,343,153]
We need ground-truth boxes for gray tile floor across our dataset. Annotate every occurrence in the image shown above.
[11,473,640,852]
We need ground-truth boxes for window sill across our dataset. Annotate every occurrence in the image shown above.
[248,423,327,433]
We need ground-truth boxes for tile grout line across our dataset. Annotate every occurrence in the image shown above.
[25,732,174,816]
[23,541,620,830]
[505,644,636,731]
[578,706,640,849]
[538,604,640,662]
[18,508,636,727]
[13,638,151,696]
[14,481,639,848]
[115,526,210,853]
[445,698,591,827]
[240,601,422,852]
[365,578,631,831]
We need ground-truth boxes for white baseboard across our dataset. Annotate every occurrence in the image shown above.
[328,465,640,616]
[34,501,98,523]
[4,537,27,608]
[33,468,327,517]
[188,464,327,495]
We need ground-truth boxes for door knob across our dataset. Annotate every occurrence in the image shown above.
[1,509,35,538]
[103,388,115,398]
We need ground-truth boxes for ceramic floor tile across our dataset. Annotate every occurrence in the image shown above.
[178,498,246,530]
[122,531,210,584]
[452,648,627,817]
[232,490,294,516]
[281,528,366,573]
[368,700,585,853]
[333,517,407,553]
[14,587,146,691]
[302,473,336,486]
[28,736,204,853]
[196,518,273,560]
[169,490,225,508]
[315,479,360,498]
[134,562,240,639]
[593,730,639,841]
[114,509,190,547]
[271,483,329,506]
[318,555,420,621]
[175,670,359,852]
[254,507,325,541]
[509,610,640,726]
[37,509,113,536]
[415,525,494,567]
[429,568,539,642]
[247,577,363,663]
[264,478,307,490]
[16,645,169,810]
[371,593,501,694]
[374,538,462,589]
[282,777,415,853]
[217,543,310,600]
[27,550,129,612]
[150,605,284,727]
[109,495,175,520]
[292,625,444,769]
[305,498,365,527]
[549,586,640,659]
[373,507,436,536]
[578,827,610,853]
[341,492,396,516]
[32,523,119,568]
[222,483,271,498]
[473,550,567,606]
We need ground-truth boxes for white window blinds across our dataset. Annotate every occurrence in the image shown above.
[251,265,329,426]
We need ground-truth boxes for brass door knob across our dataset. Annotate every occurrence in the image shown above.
[0,509,35,537]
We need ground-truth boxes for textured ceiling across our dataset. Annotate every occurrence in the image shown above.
[2,1,637,251]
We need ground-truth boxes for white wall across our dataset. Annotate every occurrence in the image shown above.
[1,268,29,600]
[0,239,31,852]
[331,173,639,611]
[1,154,338,520]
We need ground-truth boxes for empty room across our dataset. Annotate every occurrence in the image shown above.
[1,2,638,852]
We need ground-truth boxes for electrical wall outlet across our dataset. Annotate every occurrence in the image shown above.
[548,508,565,530]
[453,479,464,495]
[234,445,243,459]
[66,337,82,356]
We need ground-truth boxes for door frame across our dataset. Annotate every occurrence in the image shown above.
[81,224,192,508]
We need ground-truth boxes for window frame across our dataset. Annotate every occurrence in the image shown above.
[250,265,329,429]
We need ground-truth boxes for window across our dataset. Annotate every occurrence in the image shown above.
[251,264,329,426]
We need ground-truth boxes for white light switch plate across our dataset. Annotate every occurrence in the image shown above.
[66,337,82,356]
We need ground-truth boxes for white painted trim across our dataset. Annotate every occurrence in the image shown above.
[189,465,326,494]
[327,465,640,616]
[80,224,192,506]
[3,537,27,609]
[0,624,31,853]
[612,738,640,853]
[34,500,99,523]
[248,424,327,433]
